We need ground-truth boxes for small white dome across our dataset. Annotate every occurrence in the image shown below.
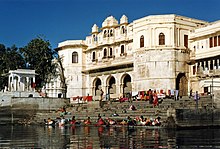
[120,15,128,24]
[92,24,99,33]
[102,16,118,28]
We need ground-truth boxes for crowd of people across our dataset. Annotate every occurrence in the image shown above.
[44,114,161,127]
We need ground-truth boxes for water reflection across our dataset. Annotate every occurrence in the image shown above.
[0,125,220,148]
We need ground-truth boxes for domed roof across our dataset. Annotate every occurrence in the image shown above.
[102,16,118,28]
[92,24,99,33]
[120,15,128,24]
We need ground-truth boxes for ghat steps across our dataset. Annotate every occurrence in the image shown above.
[33,95,214,124]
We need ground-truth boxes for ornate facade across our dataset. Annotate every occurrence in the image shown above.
[189,20,220,95]
[48,14,216,99]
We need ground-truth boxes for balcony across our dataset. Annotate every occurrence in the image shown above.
[108,55,115,59]
[120,53,127,57]
[92,59,98,63]
[195,69,220,78]
[214,69,220,76]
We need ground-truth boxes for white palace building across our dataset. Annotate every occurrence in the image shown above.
[46,14,220,100]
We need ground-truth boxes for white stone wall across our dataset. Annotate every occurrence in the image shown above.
[57,41,87,98]
[189,21,220,94]
[49,14,214,98]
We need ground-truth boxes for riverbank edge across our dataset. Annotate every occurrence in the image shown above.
[1,107,220,130]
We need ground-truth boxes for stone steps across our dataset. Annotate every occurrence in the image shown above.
[32,95,214,124]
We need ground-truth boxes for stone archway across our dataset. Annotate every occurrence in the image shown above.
[93,78,102,96]
[176,73,188,97]
[107,76,116,94]
[121,74,132,97]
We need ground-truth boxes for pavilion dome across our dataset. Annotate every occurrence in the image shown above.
[102,16,118,28]
[92,24,99,33]
[120,15,128,24]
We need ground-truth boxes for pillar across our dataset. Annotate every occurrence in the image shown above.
[217,59,220,69]
[26,77,29,91]
[208,60,211,71]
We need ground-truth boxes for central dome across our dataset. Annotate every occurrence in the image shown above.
[102,16,118,28]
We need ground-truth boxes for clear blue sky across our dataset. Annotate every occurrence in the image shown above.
[0,0,219,49]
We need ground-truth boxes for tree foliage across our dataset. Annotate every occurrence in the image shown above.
[20,37,56,88]
[0,44,25,90]
[0,36,58,91]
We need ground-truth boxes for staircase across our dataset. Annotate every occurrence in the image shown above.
[31,95,215,124]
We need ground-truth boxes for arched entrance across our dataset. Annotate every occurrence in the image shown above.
[107,76,116,94]
[176,73,188,97]
[93,78,102,96]
[121,74,132,97]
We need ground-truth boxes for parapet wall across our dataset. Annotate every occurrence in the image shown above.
[10,97,70,110]
[175,109,220,128]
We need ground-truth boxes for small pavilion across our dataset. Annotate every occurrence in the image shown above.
[8,69,37,92]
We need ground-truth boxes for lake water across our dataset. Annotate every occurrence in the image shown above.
[0,125,220,148]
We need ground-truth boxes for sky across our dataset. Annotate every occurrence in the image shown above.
[0,0,220,50]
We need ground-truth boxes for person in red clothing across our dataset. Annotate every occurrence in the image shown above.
[84,117,92,125]
[153,91,158,107]
[97,115,105,125]
[70,116,76,125]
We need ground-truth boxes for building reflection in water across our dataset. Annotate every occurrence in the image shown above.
[2,125,219,148]
[67,126,176,149]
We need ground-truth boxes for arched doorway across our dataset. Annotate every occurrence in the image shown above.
[121,74,132,97]
[176,73,188,97]
[107,76,116,94]
[93,78,102,96]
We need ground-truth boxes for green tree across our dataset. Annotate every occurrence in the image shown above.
[0,44,25,90]
[20,37,56,88]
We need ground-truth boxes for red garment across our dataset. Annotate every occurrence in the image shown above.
[98,118,105,125]
[70,120,76,125]
[153,94,158,106]
[84,120,91,125]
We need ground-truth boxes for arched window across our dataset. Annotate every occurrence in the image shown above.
[72,52,78,63]
[92,51,96,61]
[121,26,124,34]
[121,45,125,54]
[159,33,165,45]
[103,30,107,38]
[109,48,113,57]
[93,35,97,42]
[140,35,144,48]
[110,29,113,36]
[103,48,107,58]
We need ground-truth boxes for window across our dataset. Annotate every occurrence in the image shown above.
[209,37,213,48]
[92,52,96,61]
[159,33,165,45]
[210,60,213,70]
[201,61,204,70]
[205,61,208,69]
[214,36,217,47]
[140,35,144,48]
[121,45,125,54]
[103,30,107,38]
[109,48,113,56]
[110,29,113,36]
[204,87,208,93]
[93,35,97,42]
[218,36,220,46]
[103,48,107,58]
[121,26,126,34]
[214,59,218,68]
[193,65,196,75]
[184,35,188,48]
[197,63,200,72]
[72,52,78,63]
